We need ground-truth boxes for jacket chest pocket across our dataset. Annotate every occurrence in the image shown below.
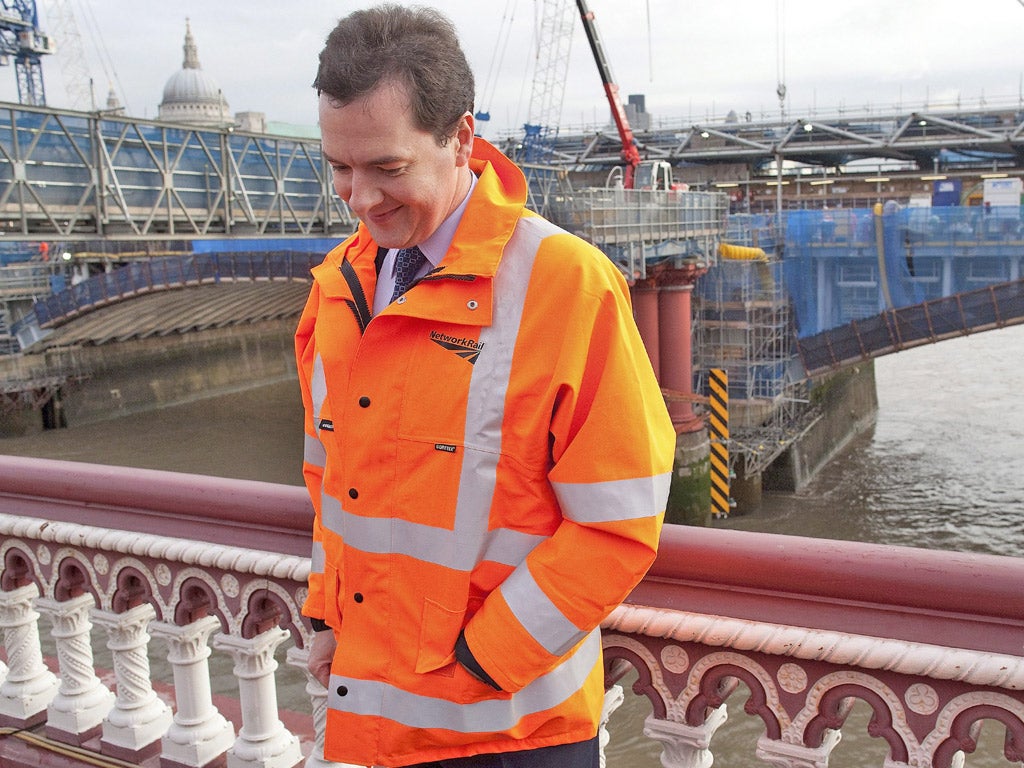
[391,437,465,529]
[396,325,480,442]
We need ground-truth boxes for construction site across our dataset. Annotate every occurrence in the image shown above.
[1,0,1024,520]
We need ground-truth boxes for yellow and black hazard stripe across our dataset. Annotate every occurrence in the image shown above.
[709,368,731,519]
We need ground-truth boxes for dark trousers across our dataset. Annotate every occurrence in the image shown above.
[405,735,599,768]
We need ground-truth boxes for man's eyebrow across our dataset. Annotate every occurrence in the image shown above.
[321,150,407,167]
[368,154,407,166]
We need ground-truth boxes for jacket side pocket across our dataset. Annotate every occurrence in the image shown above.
[415,597,465,674]
[323,562,343,629]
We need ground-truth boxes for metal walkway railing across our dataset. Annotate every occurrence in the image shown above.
[32,251,319,328]
[795,277,1024,377]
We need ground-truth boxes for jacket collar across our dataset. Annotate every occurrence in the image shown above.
[441,138,527,279]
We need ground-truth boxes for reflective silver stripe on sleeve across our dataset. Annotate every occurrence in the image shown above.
[499,563,587,657]
[304,433,326,468]
[327,629,599,732]
[310,541,325,573]
[480,527,545,568]
[551,471,672,524]
[311,353,327,432]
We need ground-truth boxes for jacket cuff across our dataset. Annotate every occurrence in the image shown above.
[455,630,502,690]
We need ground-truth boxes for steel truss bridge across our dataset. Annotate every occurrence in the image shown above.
[502,104,1024,175]
[1,100,1023,244]
[0,101,355,241]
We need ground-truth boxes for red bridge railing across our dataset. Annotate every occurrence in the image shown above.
[1,455,1022,767]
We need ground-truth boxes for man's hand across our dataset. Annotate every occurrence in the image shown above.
[308,628,337,688]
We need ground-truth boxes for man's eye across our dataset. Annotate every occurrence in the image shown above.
[382,167,405,176]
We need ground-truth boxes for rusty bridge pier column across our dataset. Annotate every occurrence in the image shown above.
[655,262,711,526]
[631,278,661,380]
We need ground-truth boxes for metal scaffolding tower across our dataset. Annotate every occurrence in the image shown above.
[695,256,808,478]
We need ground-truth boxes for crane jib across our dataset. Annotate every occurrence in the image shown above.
[576,0,641,185]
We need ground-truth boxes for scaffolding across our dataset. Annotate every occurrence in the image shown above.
[694,257,808,478]
[547,187,729,278]
[723,212,783,253]
[544,186,797,478]
[0,260,62,354]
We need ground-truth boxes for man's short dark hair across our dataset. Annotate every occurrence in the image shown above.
[314,4,475,145]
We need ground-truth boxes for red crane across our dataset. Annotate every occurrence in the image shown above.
[574,0,642,188]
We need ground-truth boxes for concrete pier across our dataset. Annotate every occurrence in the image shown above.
[763,363,879,494]
[1,319,298,435]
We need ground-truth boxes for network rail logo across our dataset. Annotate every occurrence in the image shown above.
[430,330,485,364]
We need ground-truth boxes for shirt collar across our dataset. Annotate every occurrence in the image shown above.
[394,170,478,272]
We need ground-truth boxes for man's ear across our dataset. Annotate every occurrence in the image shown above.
[453,112,475,166]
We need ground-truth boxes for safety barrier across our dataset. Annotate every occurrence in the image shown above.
[547,187,728,278]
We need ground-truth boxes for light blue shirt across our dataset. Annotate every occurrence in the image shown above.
[372,171,478,315]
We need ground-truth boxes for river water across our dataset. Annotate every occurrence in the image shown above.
[2,324,1022,765]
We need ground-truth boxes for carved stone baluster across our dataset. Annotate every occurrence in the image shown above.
[286,645,358,768]
[35,592,114,743]
[152,615,235,768]
[213,626,302,768]
[599,684,625,768]
[643,704,728,768]
[755,729,842,768]
[91,602,173,761]
[0,584,59,727]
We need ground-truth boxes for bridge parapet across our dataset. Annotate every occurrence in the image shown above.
[0,455,315,767]
[1,455,1022,767]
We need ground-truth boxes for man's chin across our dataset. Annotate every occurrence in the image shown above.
[361,223,408,250]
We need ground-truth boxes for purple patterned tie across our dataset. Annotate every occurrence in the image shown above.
[390,246,427,303]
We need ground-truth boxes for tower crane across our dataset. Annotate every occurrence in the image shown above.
[0,0,55,106]
[515,0,673,193]
[520,0,576,163]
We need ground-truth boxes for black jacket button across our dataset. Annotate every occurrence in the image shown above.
[336,685,348,696]
[358,396,370,407]
[354,592,364,603]
[348,488,358,499]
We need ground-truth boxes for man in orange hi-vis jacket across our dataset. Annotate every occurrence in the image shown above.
[295,5,676,767]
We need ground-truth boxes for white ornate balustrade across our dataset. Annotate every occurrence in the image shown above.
[1,454,1023,768]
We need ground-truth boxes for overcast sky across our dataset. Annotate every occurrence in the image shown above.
[7,0,1024,138]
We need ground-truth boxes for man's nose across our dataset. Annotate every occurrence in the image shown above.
[346,171,382,214]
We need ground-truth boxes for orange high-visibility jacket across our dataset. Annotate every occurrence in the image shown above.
[295,137,675,767]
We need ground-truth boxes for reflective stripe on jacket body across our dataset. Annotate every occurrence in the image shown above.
[295,138,675,767]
